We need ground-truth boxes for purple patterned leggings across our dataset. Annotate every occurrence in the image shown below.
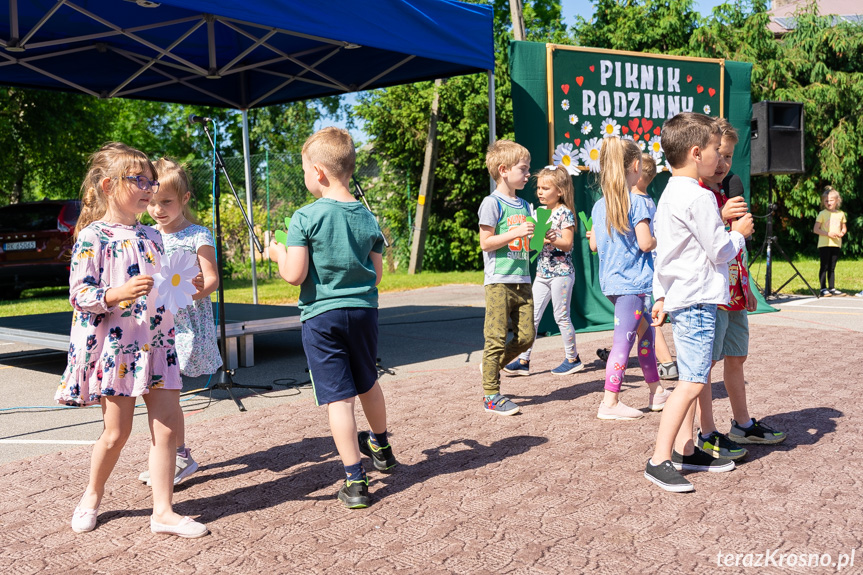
[604,294,659,393]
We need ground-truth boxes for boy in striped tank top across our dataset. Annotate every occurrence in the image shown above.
[477,140,535,415]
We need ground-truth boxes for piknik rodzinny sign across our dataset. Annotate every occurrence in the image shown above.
[545,45,725,173]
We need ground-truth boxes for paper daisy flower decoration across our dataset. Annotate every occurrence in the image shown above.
[152,250,199,314]
[599,118,621,138]
[552,143,580,176]
[703,105,711,114]
[561,99,570,111]
[569,114,579,125]
[579,137,602,173]
[580,121,593,135]
[647,136,663,160]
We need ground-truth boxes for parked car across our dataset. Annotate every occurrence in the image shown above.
[0,200,80,299]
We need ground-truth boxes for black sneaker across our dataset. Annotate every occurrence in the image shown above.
[696,430,748,460]
[672,448,735,472]
[644,459,694,492]
[728,418,786,445]
[596,348,610,363]
[337,479,370,509]
[358,431,398,473]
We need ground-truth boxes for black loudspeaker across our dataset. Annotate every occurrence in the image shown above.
[750,101,805,175]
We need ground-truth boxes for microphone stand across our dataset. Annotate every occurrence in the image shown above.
[195,118,272,412]
[352,176,389,248]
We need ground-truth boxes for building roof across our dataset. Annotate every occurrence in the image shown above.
[768,0,863,35]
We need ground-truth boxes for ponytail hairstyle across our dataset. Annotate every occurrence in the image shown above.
[599,137,642,235]
[534,165,575,214]
[75,142,156,239]
[153,157,199,224]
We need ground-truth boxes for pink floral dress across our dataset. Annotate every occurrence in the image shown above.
[55,221,182,406]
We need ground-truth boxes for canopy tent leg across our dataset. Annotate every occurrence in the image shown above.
[488,69,496,192]
[241,109,259,304]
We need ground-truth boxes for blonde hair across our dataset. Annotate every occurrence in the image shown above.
[534,165,575,214]
[661,112,720,168]
[715,117,739,145]
[486,140,531,183]
[75,142,156,239]
[153,157,199,224]
[640,153,657,184]
[822,186,842,209]
[599,137,642,235]
[302,126,356,179]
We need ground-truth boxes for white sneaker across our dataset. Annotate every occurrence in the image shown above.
[597,400,644,420]
[142,451,199,486]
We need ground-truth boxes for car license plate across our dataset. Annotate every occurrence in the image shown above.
[4,241,36,251]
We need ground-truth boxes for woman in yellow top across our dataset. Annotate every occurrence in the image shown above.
[813,186,847,297]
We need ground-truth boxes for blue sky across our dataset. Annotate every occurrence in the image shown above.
[334,0,737,142]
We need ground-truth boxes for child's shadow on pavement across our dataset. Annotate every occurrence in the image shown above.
[371,435,548,499]
[176,434,547,520]
[738,406,842,463]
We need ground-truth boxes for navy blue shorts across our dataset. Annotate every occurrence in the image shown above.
[301,307,378,406]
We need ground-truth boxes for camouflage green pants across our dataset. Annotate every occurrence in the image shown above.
[482,283,535,395]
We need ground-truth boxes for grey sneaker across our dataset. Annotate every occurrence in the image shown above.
[658,361,679,380]
[644,459,694,492]
[483,393,520,416]
[696,430,748,460]
[728,419,786,445]
[141,451,199,486]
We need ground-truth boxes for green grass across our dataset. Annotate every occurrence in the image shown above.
[747,257,863,296]
[0,270,484,317]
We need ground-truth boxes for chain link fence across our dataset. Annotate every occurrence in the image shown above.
[182,151,412,278]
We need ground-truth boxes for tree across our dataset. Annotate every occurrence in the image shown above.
[355,1,567,271]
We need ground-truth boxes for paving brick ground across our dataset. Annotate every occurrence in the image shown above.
[1,296,862,574]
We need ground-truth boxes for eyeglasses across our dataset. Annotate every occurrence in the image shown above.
[123,175,160,193]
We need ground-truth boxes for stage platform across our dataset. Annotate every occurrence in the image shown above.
[0,303,300,369]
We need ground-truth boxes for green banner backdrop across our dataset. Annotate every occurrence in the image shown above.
[509,41,770,336]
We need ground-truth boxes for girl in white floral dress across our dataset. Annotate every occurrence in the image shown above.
[56,143,207,538]
[139,157,222,487]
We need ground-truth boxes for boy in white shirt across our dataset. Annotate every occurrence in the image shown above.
[644,113,754,492]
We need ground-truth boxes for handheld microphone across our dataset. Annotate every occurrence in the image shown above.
[188,113,211,125]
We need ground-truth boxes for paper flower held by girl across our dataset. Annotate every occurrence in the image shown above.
[152,250,199,314]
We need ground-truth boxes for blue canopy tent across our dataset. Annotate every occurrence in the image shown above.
[0,0,495,297]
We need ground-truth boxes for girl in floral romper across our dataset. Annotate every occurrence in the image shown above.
[138,157,222,486]
[503,164,582,376]
[56,143,207,538]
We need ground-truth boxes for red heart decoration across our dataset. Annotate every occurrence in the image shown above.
[686,75,693,83]
[589,65,595,72]
[574,138,581,147]
[696,85,704,93]
[708,87,716,97]
[621,126,629,134]
[628,118,640,133]
[633,134,641,141]
[653,126,661,135]
[564,132,570,139]
[641,118,653,132]
[561,84,570,95]
[575,76,584,86]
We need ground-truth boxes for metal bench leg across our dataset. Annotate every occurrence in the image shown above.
[238,334,254,367]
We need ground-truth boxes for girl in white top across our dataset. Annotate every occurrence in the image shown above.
[143,158,222,486]
[503,165,581,376]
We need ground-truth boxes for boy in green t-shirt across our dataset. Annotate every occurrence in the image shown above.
[477,140,535,416]
[268,127,395,509]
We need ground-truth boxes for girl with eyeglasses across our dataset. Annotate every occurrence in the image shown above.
[56,142,208,538]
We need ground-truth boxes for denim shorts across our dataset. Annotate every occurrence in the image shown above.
[712,309,749,362]
[669,303,717,384]
[301,307,378,406]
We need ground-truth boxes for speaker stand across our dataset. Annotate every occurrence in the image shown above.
[749,175,818,300]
